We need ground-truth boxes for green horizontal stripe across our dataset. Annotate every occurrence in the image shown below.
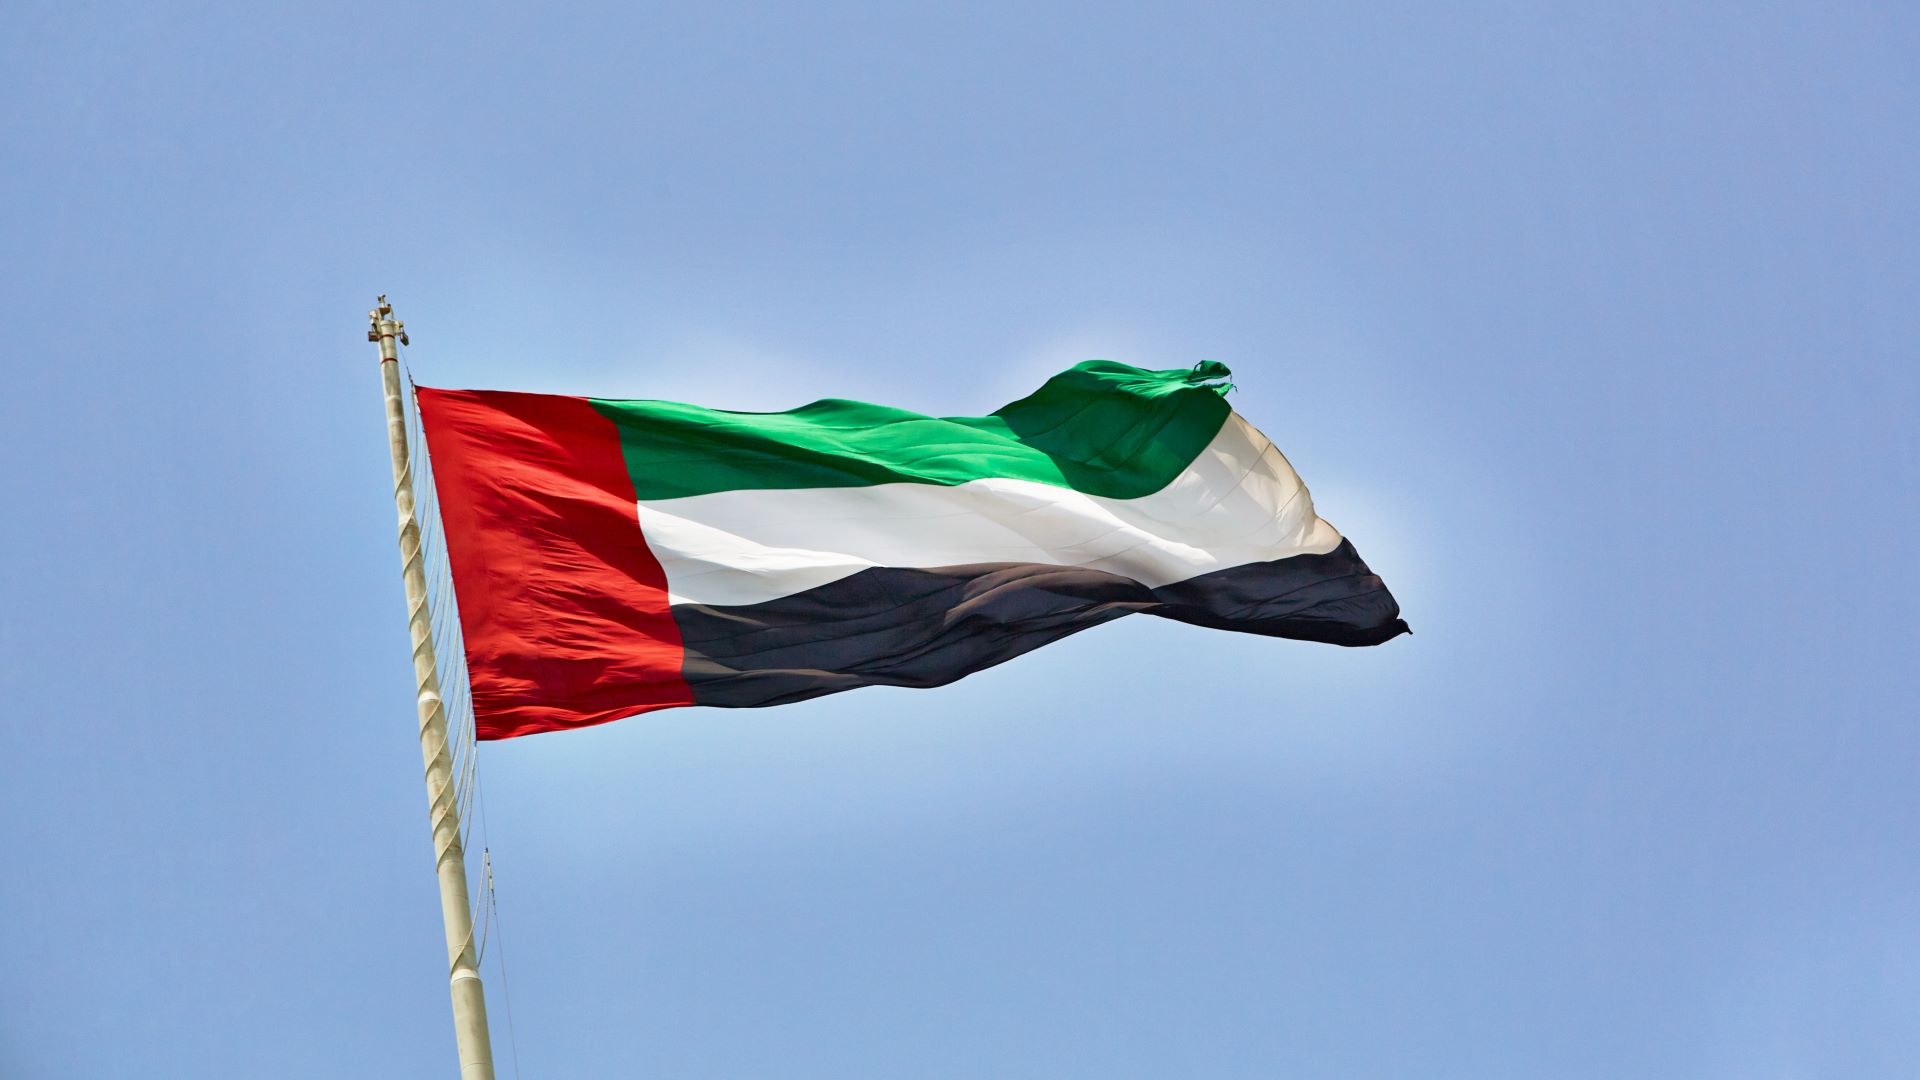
[589,360,1234,501]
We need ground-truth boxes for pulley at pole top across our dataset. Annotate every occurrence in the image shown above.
[368,294,410,347]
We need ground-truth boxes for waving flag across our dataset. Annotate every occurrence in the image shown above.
[418,361,1407,739]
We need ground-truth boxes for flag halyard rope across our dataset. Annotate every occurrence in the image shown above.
[403,366,523,1078]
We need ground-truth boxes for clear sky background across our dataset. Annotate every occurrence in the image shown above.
[3,4,1916,1077]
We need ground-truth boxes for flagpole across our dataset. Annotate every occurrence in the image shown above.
[370,296,498,1080]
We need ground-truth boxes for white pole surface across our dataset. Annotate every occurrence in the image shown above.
[371,298,497,1080]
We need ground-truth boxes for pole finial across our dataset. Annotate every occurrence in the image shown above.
[367,295,410,347]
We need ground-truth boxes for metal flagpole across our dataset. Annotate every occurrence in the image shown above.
[370,296,498,1079]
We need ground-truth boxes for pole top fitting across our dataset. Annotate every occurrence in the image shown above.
[367,294,410,347]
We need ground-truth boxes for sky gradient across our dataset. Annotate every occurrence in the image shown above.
[3,3,1916,1077]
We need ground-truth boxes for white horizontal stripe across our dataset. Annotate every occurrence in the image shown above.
[637,413,1344,607]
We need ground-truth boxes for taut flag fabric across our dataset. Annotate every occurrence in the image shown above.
[418,362,1408,740]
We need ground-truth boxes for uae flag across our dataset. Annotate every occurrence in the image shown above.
[418,361,1408,740]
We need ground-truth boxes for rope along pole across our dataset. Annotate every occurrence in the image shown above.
[371,297,497,1079]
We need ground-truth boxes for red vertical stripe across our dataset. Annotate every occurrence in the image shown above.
[416,388,692,739]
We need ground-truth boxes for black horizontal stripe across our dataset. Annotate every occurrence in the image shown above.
[673,540,1409,709]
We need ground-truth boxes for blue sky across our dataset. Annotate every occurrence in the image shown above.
[3,3,1916,1076]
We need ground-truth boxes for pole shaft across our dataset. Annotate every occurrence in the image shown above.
[373,301,497,1080]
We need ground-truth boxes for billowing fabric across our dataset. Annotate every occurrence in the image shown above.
[418,362,1407,740]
